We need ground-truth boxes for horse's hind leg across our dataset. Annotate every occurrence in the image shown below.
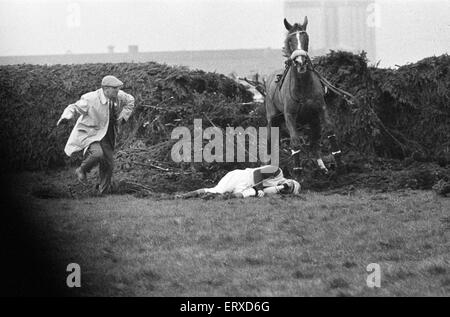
[328,133,343,171]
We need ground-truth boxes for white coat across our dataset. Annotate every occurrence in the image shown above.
[59,88,135,156]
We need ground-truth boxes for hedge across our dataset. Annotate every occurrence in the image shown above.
[0,52,449,173]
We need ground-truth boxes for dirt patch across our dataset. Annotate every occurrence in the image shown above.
[24,150,450,199]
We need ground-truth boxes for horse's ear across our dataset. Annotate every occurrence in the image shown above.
[303,16,308,29]
[284,18,292,30]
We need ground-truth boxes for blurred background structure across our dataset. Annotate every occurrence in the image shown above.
[0,0,448,75]
[284,0,376,61]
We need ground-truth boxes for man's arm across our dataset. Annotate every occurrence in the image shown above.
[56,98,89,126]
[117,90,135,123]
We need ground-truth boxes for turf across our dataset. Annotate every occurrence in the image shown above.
[9,174,449,297]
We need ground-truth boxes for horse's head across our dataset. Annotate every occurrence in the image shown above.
[283,16,309,74]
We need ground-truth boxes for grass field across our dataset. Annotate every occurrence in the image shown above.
[7,172,449,297]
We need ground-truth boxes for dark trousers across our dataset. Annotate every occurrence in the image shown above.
[79,139,114,194]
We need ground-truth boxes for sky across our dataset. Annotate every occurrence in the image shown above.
[374,0,449,66]
[0,0,448,66]
[0,0,285,55]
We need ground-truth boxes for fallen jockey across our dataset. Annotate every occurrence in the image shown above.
[177,165,301,199]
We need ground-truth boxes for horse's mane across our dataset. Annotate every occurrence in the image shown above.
[282,23,307,59]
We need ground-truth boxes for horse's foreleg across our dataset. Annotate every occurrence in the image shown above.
[321,102,344,170]
[310,116,328,174]
[285,111,304,170]
[284,112,302,152]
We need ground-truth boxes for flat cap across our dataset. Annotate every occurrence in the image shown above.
[101,75,123,87]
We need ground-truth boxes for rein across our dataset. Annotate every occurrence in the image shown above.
[279,53,357,105]
[310,66,358,105]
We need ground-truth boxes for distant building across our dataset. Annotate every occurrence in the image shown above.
[128,45,139,55]
[0,48,285,77]
[284,0,449,67]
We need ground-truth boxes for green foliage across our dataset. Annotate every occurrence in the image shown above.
[0,52,449,173]
[370,54,450,158]
[0,62,252,171]
[313,51,450,159]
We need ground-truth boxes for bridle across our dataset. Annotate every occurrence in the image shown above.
[287,30,308,52]
[281,29,357,105]
[287,30,307,38]
[286,30,314,78]
[277,30,312,102]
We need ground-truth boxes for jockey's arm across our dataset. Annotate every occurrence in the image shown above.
[238,187,265,198]
[263,183,290,195]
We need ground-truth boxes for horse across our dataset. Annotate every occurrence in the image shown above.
[265,16,343,174]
